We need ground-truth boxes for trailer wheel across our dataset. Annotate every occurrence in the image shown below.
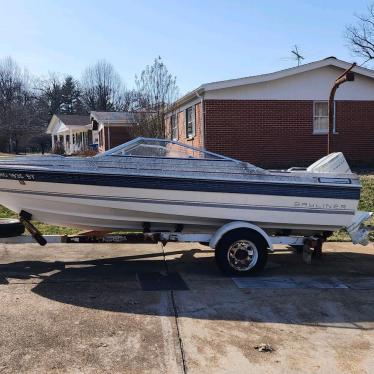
[292,245,304,254]
[215,229,268,276]
[0,218,25,238]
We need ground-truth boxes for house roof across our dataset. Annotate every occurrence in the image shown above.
[57,114,90,127]
[169,57,374,110]
[46,114,90,134]
[90,111,138,125]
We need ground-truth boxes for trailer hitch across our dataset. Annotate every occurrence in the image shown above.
[19,210,47,246]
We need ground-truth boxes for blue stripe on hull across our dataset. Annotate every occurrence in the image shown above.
[0,168,360,200]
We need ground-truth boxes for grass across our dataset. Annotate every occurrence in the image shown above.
[0,205,80,236]
[0,175,373,240]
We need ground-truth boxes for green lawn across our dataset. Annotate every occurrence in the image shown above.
[0,205,80,235]
[0,176,373,240]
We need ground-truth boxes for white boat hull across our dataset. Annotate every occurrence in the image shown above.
[0,179,358,235]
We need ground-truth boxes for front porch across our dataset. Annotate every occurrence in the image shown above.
[52,127,92,155]
[47,114,93,155]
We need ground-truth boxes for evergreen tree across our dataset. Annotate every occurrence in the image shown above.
[61,76,84,114]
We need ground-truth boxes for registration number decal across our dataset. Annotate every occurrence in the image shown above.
[0,172,35,181]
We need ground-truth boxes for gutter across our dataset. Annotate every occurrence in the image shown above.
[166,86,205,114]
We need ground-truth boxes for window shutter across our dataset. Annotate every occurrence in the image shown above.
[175,113,179,140]
[185,109,188,138]
[192,105,196,137]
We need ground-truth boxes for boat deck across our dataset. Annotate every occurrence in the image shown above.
[0,155,361,185]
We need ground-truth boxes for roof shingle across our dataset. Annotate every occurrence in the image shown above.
[57,114,90,127]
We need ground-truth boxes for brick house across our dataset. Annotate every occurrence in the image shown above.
[90,111,139,152]
[165,57,374,168]
[48,111,143,154]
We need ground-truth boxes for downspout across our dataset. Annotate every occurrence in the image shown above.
[327,62,356,154]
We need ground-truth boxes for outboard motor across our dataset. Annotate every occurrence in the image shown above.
[306,152,352,174]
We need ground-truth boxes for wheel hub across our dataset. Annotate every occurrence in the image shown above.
[227,240,258,271]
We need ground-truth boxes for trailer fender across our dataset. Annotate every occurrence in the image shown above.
[209,221,273,251]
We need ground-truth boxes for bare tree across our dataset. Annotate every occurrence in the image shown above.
[0,57,40,153]
[0,56,178,153]
[36,73,64,116]
[131,56,179,138]
[81,60,124,111]
[121,89,139,112]
[345,3,374,62]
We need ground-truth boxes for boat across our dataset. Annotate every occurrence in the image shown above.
[0,137,371,243]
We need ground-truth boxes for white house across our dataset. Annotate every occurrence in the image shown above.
[46,114,94,154]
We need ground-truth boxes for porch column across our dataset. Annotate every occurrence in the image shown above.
[69,129,73,154]
[51,134,55,149]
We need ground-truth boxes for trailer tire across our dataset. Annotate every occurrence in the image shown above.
[292,245,304,254]
[215,229,268,276]
[0,218,25,238]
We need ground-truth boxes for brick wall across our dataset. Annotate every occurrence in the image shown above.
[165,99,374,168]
[99,126,133,152]
[204,100,374,168]
[333,101,374,165]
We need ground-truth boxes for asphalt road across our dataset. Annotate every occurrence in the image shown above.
[0,241,374,373]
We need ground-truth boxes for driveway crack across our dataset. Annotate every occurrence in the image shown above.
[161,244,187,374]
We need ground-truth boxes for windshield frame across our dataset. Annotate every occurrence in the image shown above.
[97,137,241,162]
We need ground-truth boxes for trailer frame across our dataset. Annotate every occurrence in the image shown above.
[1,208,371,275]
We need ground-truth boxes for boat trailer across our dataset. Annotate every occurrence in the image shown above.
[0,210,371,275]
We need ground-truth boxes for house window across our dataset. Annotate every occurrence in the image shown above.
[313,101,328,134]
[313,101,337,134]
[171,114,178,140]
[185,106,195,138]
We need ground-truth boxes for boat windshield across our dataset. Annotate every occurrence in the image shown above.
[99,137,239,161]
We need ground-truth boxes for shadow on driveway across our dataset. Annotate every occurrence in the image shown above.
[1,247,374,328]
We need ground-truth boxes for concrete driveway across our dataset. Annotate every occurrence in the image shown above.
[0,241,374,373]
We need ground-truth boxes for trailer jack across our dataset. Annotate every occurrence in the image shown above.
[302,236,324,264]
[19,210,47,246]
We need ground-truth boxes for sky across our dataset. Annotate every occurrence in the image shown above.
[0,0,370,94]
